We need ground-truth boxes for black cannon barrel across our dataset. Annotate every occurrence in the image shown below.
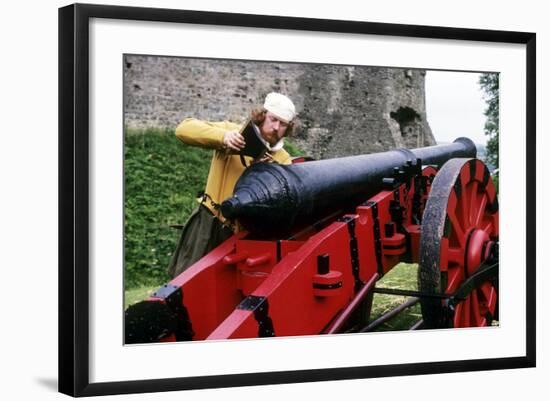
[221,138,476,236]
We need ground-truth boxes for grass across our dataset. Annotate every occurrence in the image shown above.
[124,127,212,289]
[283,139,305,157]
[370,263,422,331]
[125,286,158,310]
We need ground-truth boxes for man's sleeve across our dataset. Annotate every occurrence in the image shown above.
[175,118,238,149]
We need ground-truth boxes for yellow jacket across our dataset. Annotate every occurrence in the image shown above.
[175,118,292,226]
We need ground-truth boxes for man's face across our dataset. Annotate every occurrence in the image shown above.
[260,111,289,146]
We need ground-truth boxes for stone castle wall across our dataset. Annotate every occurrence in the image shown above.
[124,55,435,159]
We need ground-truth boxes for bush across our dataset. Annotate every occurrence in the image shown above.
[124,128,211,289]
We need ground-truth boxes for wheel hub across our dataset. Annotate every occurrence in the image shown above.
[465,229,490,276]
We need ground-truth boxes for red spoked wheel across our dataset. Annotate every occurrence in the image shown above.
[418,158,499,329]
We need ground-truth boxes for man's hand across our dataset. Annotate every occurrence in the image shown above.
[223,131,245,152]
[251,153,274,164]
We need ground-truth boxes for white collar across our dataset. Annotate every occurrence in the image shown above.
[268,138,285,152]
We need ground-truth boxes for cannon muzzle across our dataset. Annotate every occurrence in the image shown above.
[220,137,476,236]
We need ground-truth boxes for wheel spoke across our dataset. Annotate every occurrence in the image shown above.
[453,302,463,327]
[448,247,463,264]
[473,194,487,227]
[447,209,466,246]
[471,290,482,326]
[446,267,463,293]
[460,182,470,229]
[480,283,497,314]
[468,181,479,226]
[462,296,471,328]
[482,221,493,235]
[491,214,499,237]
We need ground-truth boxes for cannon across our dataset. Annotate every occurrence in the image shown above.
[221,138,477,236]
[125,138,499,343]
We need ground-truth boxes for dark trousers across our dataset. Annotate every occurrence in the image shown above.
[167,204,233,278]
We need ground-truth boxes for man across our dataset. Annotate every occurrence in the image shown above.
[167,92,297,278]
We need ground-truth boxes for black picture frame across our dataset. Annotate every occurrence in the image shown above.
[58,3,536,397]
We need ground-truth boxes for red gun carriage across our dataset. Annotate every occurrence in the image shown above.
[125,138,498,343]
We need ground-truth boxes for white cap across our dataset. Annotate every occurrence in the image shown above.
[263,92,296,123]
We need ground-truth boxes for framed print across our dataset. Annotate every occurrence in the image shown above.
[58,3,536,397]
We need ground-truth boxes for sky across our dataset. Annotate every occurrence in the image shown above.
[425,70,488,146]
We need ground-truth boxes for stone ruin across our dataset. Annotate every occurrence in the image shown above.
[124,55,435,159]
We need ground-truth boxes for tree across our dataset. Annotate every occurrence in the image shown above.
[479,73,499,170]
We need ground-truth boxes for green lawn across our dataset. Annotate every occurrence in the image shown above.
[370,263,422,331]
[124,128,211,289]
[125,286,158,310]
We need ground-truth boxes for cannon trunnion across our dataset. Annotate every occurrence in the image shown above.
[125,138,498,343]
